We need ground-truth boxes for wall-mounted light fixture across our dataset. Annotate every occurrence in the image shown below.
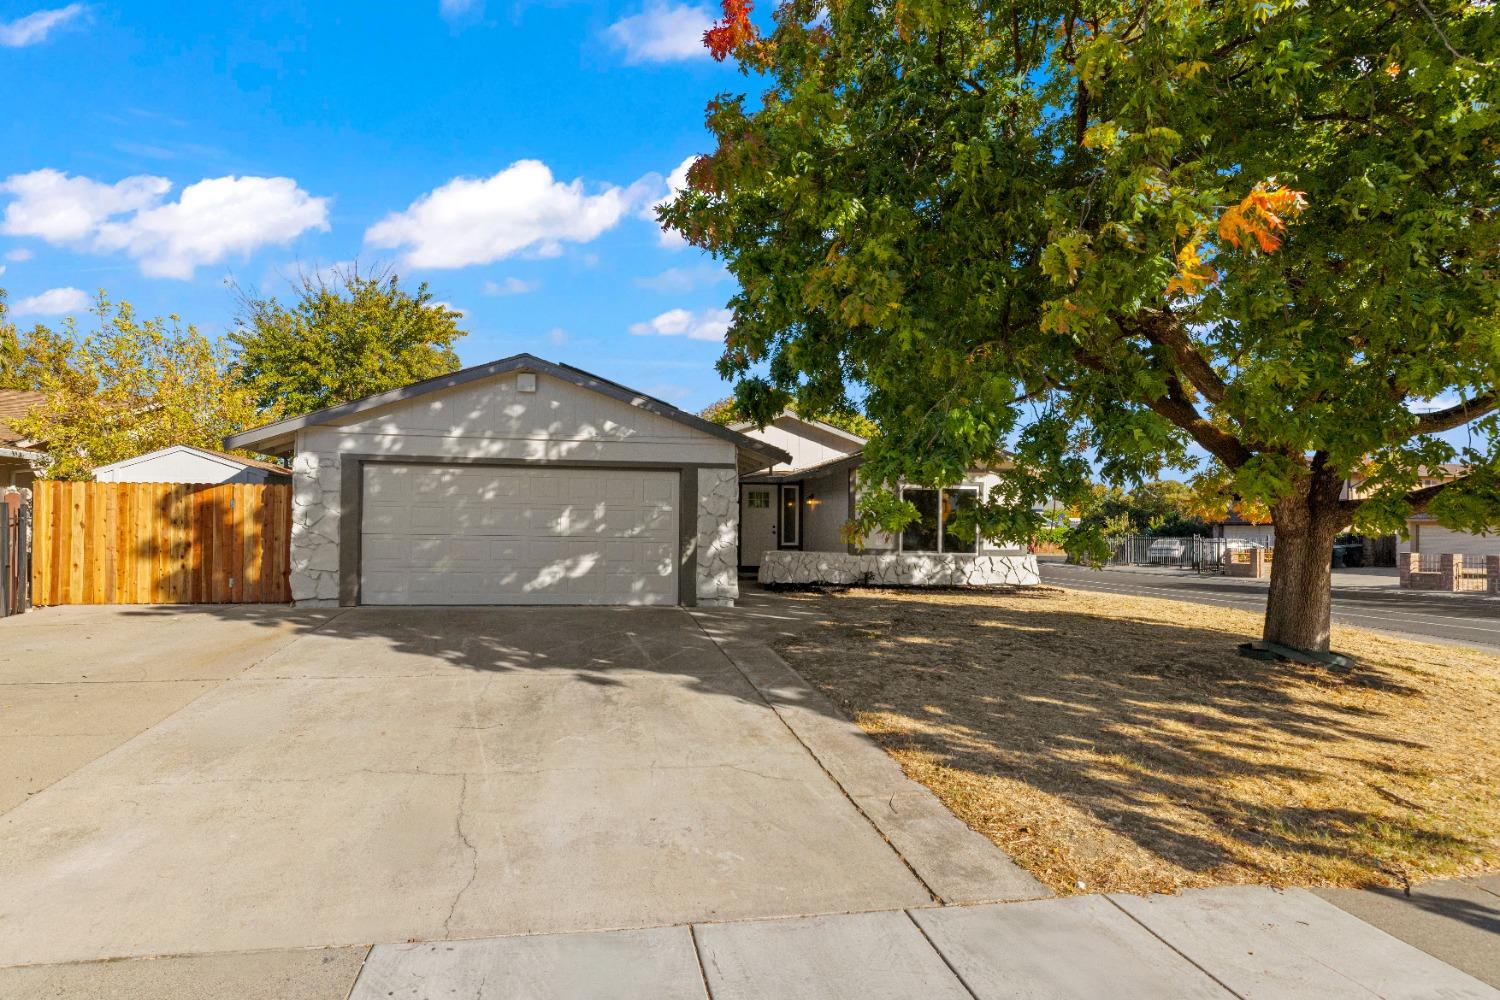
[805,492,821,508]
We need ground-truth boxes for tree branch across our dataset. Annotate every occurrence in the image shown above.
[1149,372,1256,469]
[1073,342,1254,469]
[1139,315,1229,406]
[1339,473,1464,515]
[1412,393,1496,434]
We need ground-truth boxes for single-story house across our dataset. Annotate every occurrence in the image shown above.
[1209,510,1274,545]
[223,354,1037,608]
[732,413,1033,585]
[93,445,291,485]
[0,390,47,490]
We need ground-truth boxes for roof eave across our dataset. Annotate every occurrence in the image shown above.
[223,354,792,467]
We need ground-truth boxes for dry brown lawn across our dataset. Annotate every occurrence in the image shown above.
[768,585,1500,896]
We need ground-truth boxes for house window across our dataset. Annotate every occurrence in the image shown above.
[901,487,979,554]
[779,484,800,547]
[746,490,771,509]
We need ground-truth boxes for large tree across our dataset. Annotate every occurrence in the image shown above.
[0,292,75,392]
[668,0,1499,653]
[4,293,264,480]
[231,265,466,416]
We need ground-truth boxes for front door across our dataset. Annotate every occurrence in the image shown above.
[739,485,777,570]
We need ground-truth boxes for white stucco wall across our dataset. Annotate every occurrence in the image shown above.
[739,417,861,473]
[287,371,740,606]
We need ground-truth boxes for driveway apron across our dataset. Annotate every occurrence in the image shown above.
[0,606,930,967]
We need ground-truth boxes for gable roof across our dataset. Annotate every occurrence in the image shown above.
[730,412,868,447]
[93,445,290,478]
[0,390,45,446]
[222,354,792,468]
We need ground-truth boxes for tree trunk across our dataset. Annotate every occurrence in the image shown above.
[1263,465,1350,653]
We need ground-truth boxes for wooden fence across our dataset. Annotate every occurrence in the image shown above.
[31,481,292,605]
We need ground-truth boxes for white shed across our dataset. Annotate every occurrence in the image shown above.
[223,355,789,608]
[93,445,290,485]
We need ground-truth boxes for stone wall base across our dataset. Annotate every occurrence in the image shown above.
[758,551,1040,588]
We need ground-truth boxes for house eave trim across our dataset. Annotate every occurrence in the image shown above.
[223,354,792,467]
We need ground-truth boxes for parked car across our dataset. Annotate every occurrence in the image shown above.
[1147,538,1187,563]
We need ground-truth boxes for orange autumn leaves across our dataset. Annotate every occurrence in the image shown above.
[1219,182,1308,253]
[1168,182,1308,298]
[706,0,754,60]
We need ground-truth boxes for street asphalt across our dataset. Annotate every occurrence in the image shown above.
[1040,561,1500,653]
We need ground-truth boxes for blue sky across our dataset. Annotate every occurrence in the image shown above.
[0,0,748,410]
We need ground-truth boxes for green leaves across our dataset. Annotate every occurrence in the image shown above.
[230,265,466,417]
[668,0,1499,558]
[4,292,266,481]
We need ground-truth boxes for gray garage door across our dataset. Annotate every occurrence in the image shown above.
[360,464,678,605]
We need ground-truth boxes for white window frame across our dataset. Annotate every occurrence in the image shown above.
[899,486,981,554]
[779,483,801,547]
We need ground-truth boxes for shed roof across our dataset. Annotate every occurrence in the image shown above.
[93,445,291,478]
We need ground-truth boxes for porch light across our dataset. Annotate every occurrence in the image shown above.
[805,493,821,508]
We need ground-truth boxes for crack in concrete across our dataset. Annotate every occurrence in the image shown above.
[444,774,479,938]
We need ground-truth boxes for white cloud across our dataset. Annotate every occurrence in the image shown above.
[13,286,88,316]
[0,169,329,279]
[439,0,481,18]
[546,327,568,346]
[0,4,85,47]
[635,263,726,293]
[429,300,465,317]
[483,276,538,296]
[629,306,732,342]
[0,266,6,277]
[643,155,697,249]
[607,2,713,63]
[366,160,647,270]
[1,169,168,243]
[4,248,33,262]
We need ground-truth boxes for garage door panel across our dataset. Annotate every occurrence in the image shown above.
[361,464,679,606]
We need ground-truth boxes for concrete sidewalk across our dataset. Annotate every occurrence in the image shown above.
[10,885,1490,999]
[346,885,1500,1000]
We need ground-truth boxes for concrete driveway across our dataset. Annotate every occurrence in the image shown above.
[0,602,1026,972]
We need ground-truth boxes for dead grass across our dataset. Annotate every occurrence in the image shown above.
[769,585,1500,896]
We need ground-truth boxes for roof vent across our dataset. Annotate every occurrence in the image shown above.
[516,372,537,393]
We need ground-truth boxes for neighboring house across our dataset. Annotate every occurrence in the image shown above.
[0,390,47,490]
[1343,464,1498,558]
[733,413,1027,572]
[1209,509,1275,545]
[225,354,791,608]
[92,445,291,485]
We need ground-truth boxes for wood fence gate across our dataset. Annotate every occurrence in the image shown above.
[31,481,292,605]
[1,491,29,616]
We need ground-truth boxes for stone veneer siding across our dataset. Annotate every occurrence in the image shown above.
[290,449,342,605]
[758,551,1040,588]
[696,467,740,606]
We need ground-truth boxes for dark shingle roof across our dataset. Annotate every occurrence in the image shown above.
[0,390,44,445]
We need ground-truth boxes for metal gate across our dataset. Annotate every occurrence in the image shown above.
[1,490,31,617]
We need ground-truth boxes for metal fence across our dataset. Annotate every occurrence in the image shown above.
[1103,534,1274,573]
[0,490,31,618]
